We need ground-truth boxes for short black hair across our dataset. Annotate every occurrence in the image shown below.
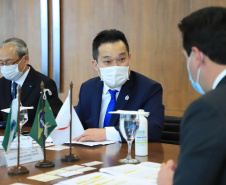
[92,29,129,61]
[178,6,226,65]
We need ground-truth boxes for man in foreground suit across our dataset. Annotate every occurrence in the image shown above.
[75,29,164,142]
[0,38,62,127]
[157,7,226,185]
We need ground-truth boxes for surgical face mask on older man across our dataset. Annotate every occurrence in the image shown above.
[0,55,26,81]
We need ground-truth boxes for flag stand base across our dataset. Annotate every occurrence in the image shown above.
[61,154,80,162]
[35,160,55,168]
[8,165,29,175]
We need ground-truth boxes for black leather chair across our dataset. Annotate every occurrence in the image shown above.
[161,116,181,145]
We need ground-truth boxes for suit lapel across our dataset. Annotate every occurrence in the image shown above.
[92,80,103,128]
[109,72,134,127]
[21,65,36,103]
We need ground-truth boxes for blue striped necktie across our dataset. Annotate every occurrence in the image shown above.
[12,82,18,99]
[104,89,118,127]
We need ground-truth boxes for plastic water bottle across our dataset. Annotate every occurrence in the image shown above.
[135,109,148,156]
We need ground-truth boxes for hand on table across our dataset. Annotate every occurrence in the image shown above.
[73,128,106,142]
[157,159,177,185]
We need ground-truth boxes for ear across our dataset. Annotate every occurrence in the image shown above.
[24,54,29,65]
[191,46,203,68]
[128,53,131,73]
[91,60,99,72]
[128,53,131,60]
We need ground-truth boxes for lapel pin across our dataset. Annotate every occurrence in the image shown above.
[125,95,129,101]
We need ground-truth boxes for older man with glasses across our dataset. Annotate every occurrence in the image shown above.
[0,37,62,127]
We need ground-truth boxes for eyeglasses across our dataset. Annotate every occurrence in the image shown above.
[0,56,25,66]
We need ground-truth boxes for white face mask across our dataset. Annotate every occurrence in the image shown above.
[97,62,130,88]
[0,56,25,81]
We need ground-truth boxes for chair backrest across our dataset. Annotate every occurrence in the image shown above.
[161,116,181,145]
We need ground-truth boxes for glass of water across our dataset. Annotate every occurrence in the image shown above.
[19,109,28,135]
[119,113,140,164]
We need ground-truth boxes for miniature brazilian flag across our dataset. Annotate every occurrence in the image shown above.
[29,96,57,148]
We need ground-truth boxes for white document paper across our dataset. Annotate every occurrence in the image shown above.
[3,148,44,167]
[54,172,137,185]
[81,161,104,166]
[0,152,6,166]
[51,92,84,146]
[61,165,84,171]
[137,161,161,168]
[0,136,32,150]
[100,162,161,184]
[57,170,83,177]
[76,167,96,172]
[66,140,115,146]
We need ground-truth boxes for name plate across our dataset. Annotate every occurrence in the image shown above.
[2,148,44,167]
[0,136,32,149]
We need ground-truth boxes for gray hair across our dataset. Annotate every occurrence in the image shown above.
[0,38,29,57]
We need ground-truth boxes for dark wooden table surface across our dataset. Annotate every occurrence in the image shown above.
[0,128,180,185]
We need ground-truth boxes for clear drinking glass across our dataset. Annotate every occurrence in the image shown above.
[19,109,28,135]
[119,114,140,164]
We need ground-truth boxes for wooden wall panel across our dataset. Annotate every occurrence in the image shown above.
[0,0,41,74]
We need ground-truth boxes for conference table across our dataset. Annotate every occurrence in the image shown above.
[0,128,180,185]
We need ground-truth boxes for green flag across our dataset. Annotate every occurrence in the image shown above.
[29,96,57,148]
[2,98,18,152]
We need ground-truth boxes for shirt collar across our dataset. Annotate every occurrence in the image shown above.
[212,69,226,90]
[14,66,30,87]
[103,82,121,95]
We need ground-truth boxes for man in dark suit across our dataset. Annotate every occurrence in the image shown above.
[0,38,62,127]
[157,7,226,185]
[74,29,164,142]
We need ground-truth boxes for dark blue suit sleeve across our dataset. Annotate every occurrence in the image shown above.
[76,83,87,130]
[144,83,164,142]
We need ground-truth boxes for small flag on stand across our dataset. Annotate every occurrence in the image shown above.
[53,82,80,162]
[2,98,18,152]
[29,82,56,168]
[51,90,84,146]
[5,86,29,175]
[29,96,57,147]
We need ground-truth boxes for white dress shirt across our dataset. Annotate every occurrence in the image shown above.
[99,83,122,142]
[212,69,226,90]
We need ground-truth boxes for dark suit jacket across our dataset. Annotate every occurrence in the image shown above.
[174,76,226,185]
[0,65,62,127]
[76,70,164,142]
